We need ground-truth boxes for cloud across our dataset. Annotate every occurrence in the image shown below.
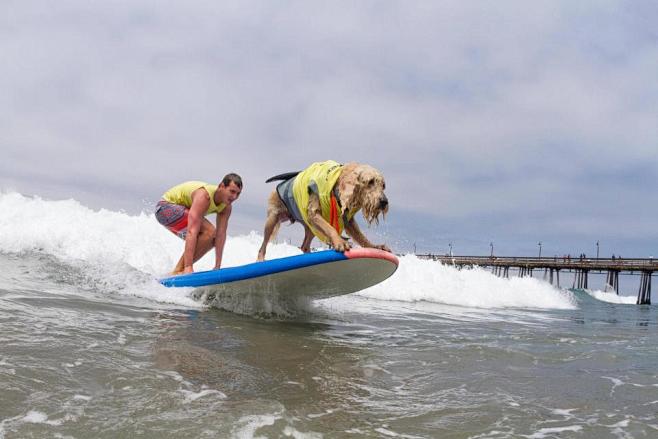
[1,0,657,254]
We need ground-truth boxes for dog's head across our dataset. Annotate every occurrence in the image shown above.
[338,163,388,225]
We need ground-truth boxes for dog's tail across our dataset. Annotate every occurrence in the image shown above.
[265,171,300,183]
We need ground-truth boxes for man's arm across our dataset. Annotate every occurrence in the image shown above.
[182,189,210,273]
[214,204,232,269]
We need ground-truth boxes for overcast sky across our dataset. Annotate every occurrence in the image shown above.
[2,0,657,256]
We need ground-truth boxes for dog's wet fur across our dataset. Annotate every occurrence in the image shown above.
[257,162,390,261]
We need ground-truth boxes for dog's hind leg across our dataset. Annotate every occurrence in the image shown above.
[300,224,314,253]
[257,213,280,261]
[257,192,285,261]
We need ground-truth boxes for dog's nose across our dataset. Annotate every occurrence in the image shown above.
[379,197,388,209]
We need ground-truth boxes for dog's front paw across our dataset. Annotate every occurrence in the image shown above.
[333,239,352,252]
[374,244,392,252]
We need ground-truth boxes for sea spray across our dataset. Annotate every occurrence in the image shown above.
[1,191,577,312]
[355,254,577,309]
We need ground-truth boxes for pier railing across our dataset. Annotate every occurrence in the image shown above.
[412,254,656,305]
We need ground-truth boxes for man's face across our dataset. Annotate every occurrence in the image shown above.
[218,181,242,205]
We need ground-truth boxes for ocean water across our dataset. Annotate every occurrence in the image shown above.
[1,192,656,439]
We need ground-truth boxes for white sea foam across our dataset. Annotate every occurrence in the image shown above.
[179,388,227,403]
[22,411,48,424]
[21,410,67,426]
[526,425,583,438]
[354,254,576,309]
[586,289,637,304]
[232,410,321,439]
[0,191,576,312]
[233,413,280,439]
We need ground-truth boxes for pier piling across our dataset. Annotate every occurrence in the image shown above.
[606,270,619,294]
[637,272,652,305]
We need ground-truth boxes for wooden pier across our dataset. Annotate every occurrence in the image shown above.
[414,254,657,305]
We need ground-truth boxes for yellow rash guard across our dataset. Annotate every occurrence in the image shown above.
[162,181,226,215]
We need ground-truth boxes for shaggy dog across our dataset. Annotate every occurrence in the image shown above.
[257,161,391,261]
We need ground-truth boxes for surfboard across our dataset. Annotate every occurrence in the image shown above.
[159,248,398,301]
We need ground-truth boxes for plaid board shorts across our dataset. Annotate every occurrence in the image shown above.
[155,200,189,239]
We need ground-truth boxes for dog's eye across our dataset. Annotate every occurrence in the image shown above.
[368,178,375,186]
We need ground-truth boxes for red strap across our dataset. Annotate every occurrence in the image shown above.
[329,194,340,233]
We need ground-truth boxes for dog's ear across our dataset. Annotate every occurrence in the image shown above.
[338,166,361,212]
[356,165,384,189]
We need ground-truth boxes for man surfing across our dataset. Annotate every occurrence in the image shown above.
[155,174,242,274]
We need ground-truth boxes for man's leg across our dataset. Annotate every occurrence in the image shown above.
[172,218,217,274]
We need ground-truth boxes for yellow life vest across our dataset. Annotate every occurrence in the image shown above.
[162,181,226,216]
[292,161,355,243]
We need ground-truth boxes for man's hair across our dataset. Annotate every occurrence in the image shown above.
[222,173,243,189]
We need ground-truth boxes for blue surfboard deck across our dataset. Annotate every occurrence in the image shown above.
[160,248,398,301]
